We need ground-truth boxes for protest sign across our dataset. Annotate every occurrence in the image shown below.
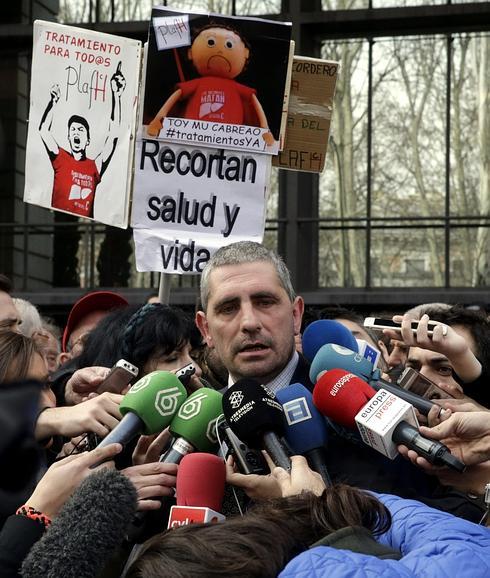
[141,7,292,155]
[273,56,339,173]
[24,20,141,227]
[131,139,269,273]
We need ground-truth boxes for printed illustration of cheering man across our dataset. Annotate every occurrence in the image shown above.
[38,61,126,218]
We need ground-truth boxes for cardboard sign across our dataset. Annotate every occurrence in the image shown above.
[24,20,141,227]
[141,7,292,155]
[273,56,339,173]
[131,139,270,273]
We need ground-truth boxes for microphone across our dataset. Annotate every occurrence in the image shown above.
[160,387,223,465]
[97,370,187,448]
[302,319,359,363]
[310,344,435,416]
[222,379,291,471]
[21,469,137,578]
[313,369,465,472]
[355,339,381,368]
[275,383,331,486]
[167,453,226,528]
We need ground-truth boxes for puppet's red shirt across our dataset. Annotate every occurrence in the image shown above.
[51,148,101,218]
[177,77,256,124]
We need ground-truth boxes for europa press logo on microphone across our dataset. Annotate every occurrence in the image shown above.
[155,387,185,417]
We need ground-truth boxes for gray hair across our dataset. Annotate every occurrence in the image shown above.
[200,241,295,311]
[13,298,43,338]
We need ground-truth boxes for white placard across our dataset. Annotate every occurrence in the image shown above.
[131,139,270,273]
[24,20,141,227]
[152,15,191,51]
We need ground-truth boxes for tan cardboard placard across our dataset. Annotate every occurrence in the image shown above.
[273,56,339,173]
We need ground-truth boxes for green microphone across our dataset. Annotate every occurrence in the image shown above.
[160,387,223,464]
[98,371,187,448]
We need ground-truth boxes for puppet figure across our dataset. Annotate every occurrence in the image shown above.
[147,25,274,145]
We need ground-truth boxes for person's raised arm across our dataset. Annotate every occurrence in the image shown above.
[38,85,61,159]
[97,61,126,177]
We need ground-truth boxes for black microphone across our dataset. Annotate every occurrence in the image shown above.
[222,379,291,471]
[21,469,137,578]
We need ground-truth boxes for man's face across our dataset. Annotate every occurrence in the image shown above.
[189,27,249,79]
[406,347,460,390]
[68,122,89,153]
[0,291,21,332]
[66,310,107,358]
[196,261,303,383]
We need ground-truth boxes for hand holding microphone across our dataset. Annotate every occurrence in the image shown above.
[313,369,466,472]
[97,370,187,449]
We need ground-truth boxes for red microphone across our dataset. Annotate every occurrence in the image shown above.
[313,369,375,429]
[313,369,465,472]
[167,453,226,529]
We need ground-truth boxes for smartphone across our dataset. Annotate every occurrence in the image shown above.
[175,363,196,388]
[364,317,438,336]
[217,417,268,475]
[397,367,454,400]
[97,359,139,394]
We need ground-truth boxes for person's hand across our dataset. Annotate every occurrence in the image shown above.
[110,61,126,96]
[436,397,487,414]
[64,366,111,405]
[132,428,172,466]
[419,411,490,466]
[121,462,178,511]
[50,84,60,104]
[384,314,481,383]
[435,460,490,496]
[36,392,123,439]
[225,455,282,501]
[271,455,326,497]
[25,443,122,519]
[57,435,89,459]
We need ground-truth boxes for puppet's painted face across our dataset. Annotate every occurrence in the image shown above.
[188,27,249,79]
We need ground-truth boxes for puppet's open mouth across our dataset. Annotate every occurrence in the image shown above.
[73,136,80,145]
[207,55,232,75]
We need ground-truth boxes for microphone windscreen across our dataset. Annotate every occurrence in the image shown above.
[170,388,223,453]
[302,319,359,362]
[222,379,285,448]
[120,370,187,434]
[313,369,375,429]
[309,343,375,384]
[176,453,226,512]
[21,469,137,578]
[276,383,328,453]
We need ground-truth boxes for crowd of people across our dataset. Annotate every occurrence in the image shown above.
[0,241,489,577]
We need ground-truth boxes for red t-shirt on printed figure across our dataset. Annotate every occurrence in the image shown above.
[51,148,101,218]
[177,77,256,124]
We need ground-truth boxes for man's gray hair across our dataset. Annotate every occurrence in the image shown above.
[200,241,296,311]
